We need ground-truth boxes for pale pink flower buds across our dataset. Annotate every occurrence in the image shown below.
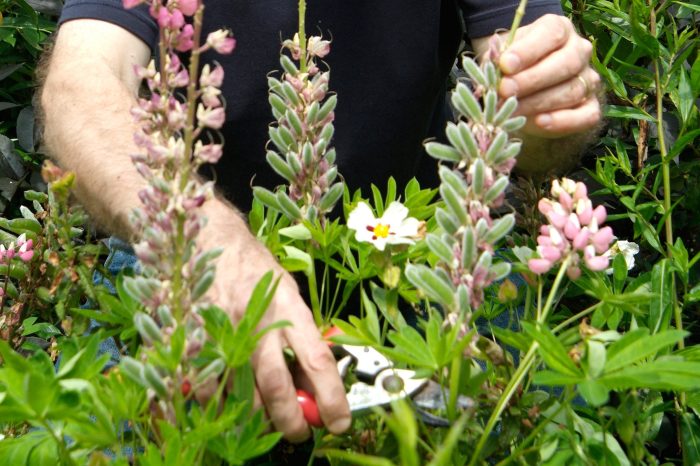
[176,24,195,52]
[528,178,614,279]
[194,141,223,164]
[200,64,224,87]
[196,104,225,129]
[307,36,331,58]
[178,0,198,16]
[206,30,236,54]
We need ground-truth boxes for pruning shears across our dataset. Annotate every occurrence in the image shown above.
[296,331,474,428]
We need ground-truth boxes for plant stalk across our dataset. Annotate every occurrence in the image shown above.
[468,257,570,465]
[298,0,307,73]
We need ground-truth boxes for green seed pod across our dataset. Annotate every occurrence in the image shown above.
[501,116,526,133]
[436,208,459,235]
[306,101,320,126]
[324,166,338,185]
[461,57,487,88]
[266,151,296,182]
[457,284,471,312]
[476,250,493,272]
[483,214,515,244]
[285,151,302,175]
[195,358,226,385]
[484,176,509,204]
[457,122,480,161]
[192,269,216,301]
[120,357,145,385]
[269,127,289,153]
[325,148,337,165]
[425,141,462,163]
[439,166,468,198]
[319,183,344,212]
[484,62,498,87]
[405,264,455,308]
[280,81,301,106]
[489,261,511,281]
[301,142,314,167]
[493,142,522,165]
[134,312,162,345]
[472,159,485,196]
[276,191,302,220]
[461,227,476,268]
[426,233,454,265]
[317,95,337,122]
[494,97,518,126]
[143,363,168,399]
[253,186,281,211]
[305,205,318,223]
[157,305,174,327]
[446,122,473,159]
[484,90,498,123]
[452,83,482,121]
[314,137,328,156]
[484,131,508,164]
[268,93,287,117]
[285,109,304,137]
[277,126,296,150]
[320,122,334,143]
[440,182,467,225]
[267,77,283,96]
[279,54,298,76]
[475,218,489,238]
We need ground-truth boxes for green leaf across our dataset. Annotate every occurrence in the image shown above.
[600,360,700,391]
[681,412,700,466]
[606,328,686,372]
[405,264,455,308]
[522,322,581,377]
[532,370,584,386]
[578,380,609,407]
[649,260,672,333]
[604,105,654,121]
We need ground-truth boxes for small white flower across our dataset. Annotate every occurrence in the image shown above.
[605,240,640,274]
[347,201,420,251]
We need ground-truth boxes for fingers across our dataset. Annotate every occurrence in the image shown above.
[501,38,591,100]
[521,96,602,138]
[499,14,572,75]
[515,67,601,117]
[252,331,310,442]
[287,328,351,435]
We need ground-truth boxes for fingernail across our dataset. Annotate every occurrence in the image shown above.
[500,52,520,74]
[537,114,553,129]
[500,78,519,97]
[328,416,352,434]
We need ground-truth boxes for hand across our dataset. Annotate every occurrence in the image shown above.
[497,14,602,138]
[202,204,351,441]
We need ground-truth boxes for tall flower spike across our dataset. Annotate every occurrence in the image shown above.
[407,50,524,316]
[254,33,343,224]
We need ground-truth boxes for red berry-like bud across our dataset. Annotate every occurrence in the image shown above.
[181,379,192,397]
[296,389,323,427]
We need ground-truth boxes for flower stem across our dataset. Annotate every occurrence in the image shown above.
[182,5,205,188]
[505,0,529,48]
[468,257,570,466]
[306,244,322,326]
[298,0,307,73]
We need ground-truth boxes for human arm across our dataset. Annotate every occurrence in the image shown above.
[471,14,603,175]
[40,19,350,440]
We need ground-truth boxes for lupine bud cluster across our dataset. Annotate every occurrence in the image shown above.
[254,33,343,223]
[528,178,614,280]
[121,0,232,411]
[0,234,34,264]
[406,51,524,315]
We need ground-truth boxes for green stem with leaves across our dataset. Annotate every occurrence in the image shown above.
[468,256,570,466]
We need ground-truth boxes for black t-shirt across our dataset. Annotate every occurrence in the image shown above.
[59,0,562,209]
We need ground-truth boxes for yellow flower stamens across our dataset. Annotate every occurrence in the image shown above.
[373,223,390,238]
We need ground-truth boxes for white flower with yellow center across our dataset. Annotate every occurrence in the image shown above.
[605,240,640,274]
[347,201,420,251]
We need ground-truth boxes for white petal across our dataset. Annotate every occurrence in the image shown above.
[347,202,376,233]
[386,236,415,247]
[354,228,377,244]
[380,201,409,228]
[395,217,420,238]
[373,237,388,251]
